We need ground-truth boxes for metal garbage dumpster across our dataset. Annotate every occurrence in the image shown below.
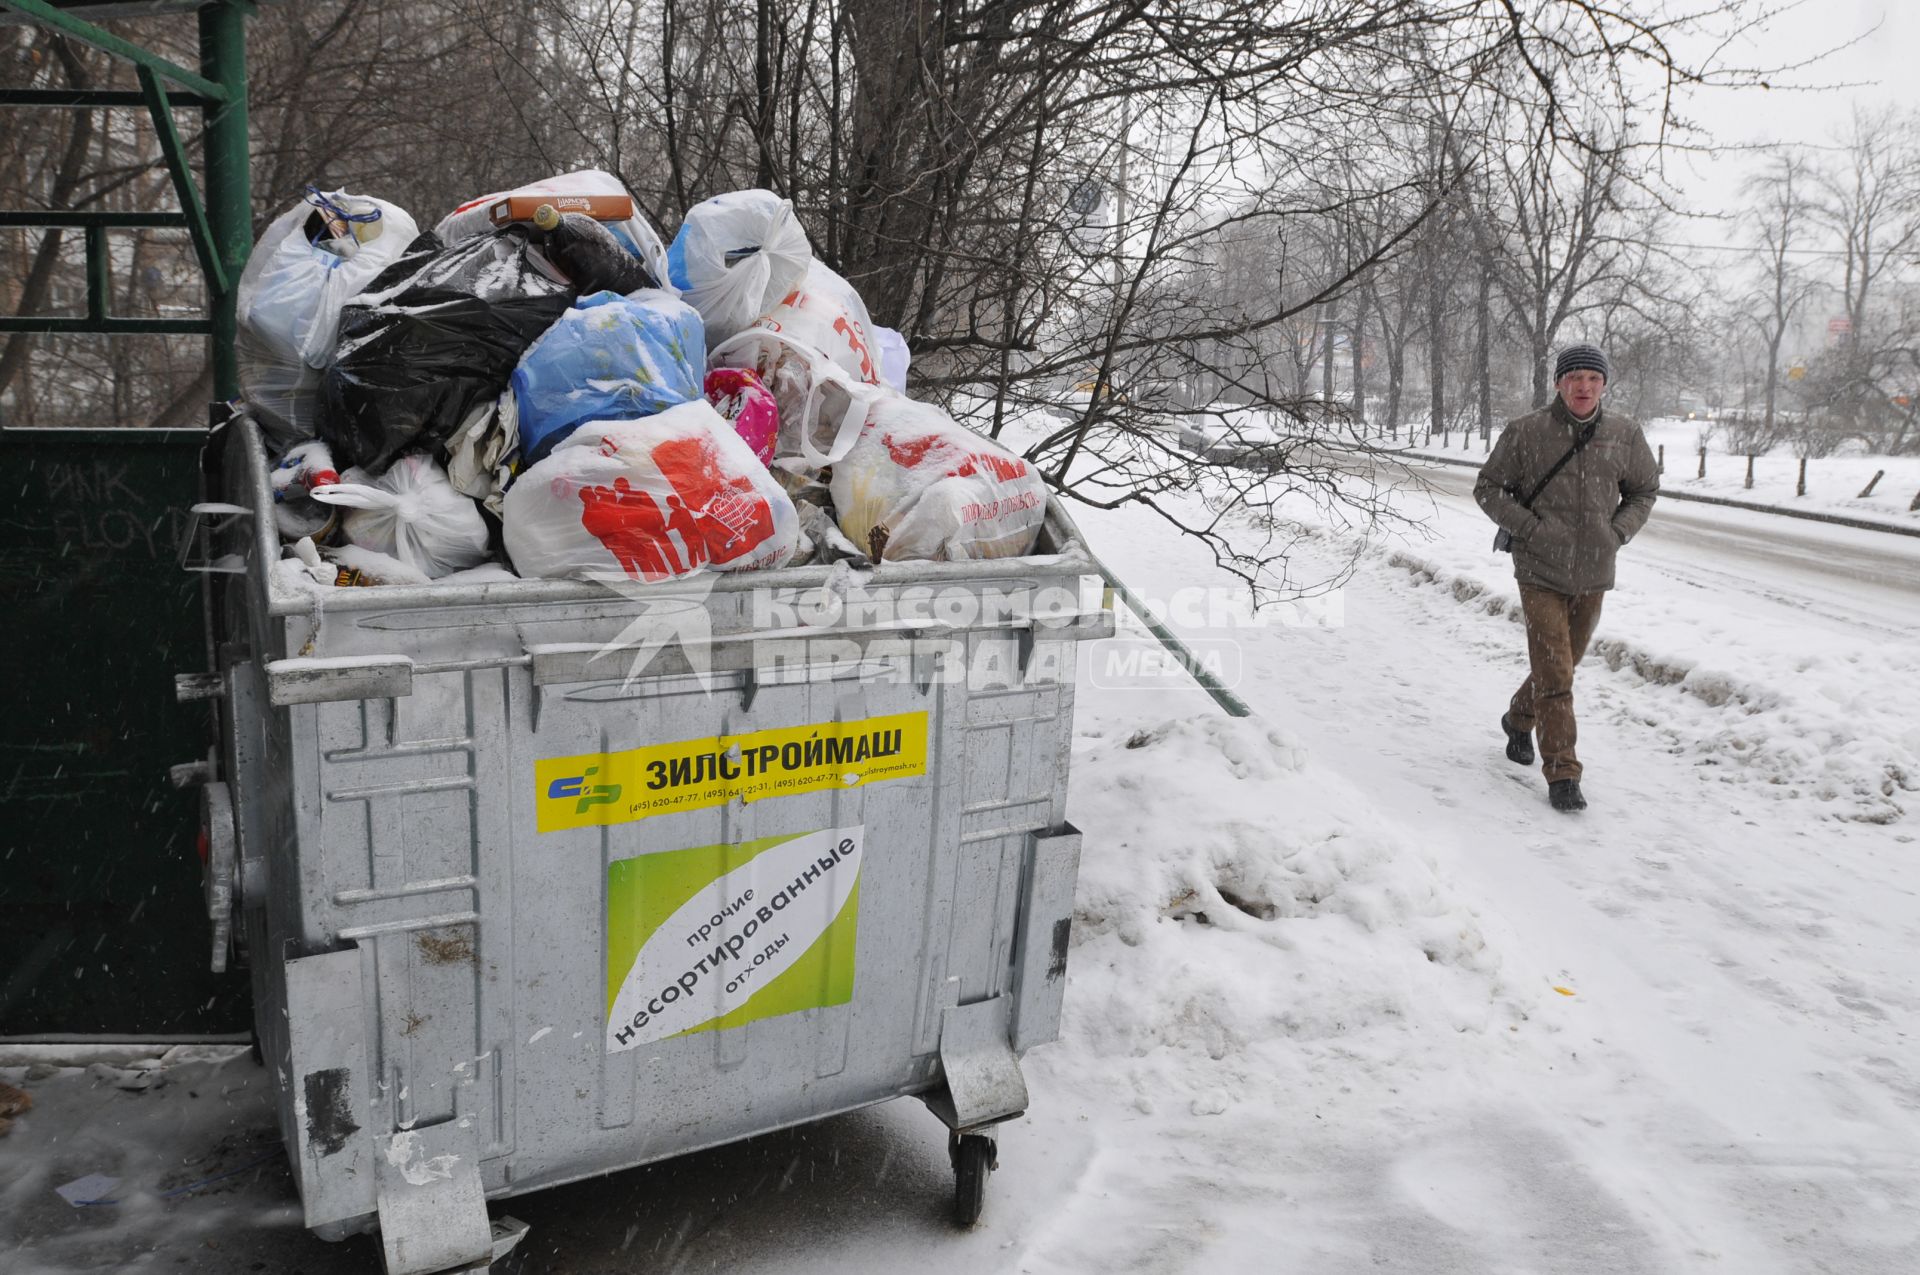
[178,415,1110,1273]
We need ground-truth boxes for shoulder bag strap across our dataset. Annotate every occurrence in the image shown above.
[1515,420,1597,510]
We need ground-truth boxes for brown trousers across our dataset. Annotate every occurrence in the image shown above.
[1508,586,1605,783]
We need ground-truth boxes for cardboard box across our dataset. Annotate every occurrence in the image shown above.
[486,193,634,226]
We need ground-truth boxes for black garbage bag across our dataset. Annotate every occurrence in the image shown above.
[530,205,658,295]
[318,229,575,472]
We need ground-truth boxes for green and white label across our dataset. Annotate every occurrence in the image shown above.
[605,826,862,1052]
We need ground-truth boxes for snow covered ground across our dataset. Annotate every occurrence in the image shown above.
[3,447,1917,1273]
[1037,458,1920,1273]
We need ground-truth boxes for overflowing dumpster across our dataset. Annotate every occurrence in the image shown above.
[181,413,1110,1272]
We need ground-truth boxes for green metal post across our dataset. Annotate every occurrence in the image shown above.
[137,66,228,298]
[198,0,250,401]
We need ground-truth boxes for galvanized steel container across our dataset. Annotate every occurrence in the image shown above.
[185,416,1108,1272]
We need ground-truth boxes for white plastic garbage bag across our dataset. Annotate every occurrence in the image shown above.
[502,399,799,583]
[310,454,492,578]
[667,190,812,349]
[236,189,418,448]
[436,168,671,294]
[873,326,910,393]
[829,395,1046,561]
[290,536,437,588]
[744,262,882,387]
[707,261,892,467]
[709,327,885,470]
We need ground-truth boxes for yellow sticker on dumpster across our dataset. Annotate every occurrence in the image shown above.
[604,825,861,1051]
[535,711,928,832]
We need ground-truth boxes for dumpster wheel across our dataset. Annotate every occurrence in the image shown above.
[950,1131,996,1228]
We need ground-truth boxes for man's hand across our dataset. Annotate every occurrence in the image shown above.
[1612,431,1661,542]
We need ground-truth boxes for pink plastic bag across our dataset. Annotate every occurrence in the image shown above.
[704,368,779,465]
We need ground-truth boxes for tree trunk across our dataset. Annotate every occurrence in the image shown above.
[1349,304,1365,428]
[1427,272,1445,441]
[753,0,777,189]
[1761,330,1782,438]
[1475,262,1492,439]
[1374,288,1404,438]
[1321,303,1336,404]
[660,0,689,212]
[1386,346,1403,439]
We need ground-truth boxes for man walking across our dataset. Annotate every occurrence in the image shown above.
[1475,344,1659,812]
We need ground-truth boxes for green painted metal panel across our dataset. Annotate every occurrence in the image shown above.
[0,427,250,1036]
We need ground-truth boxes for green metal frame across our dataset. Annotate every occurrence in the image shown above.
[137,64,228,295]
[0,0,230,100]
[0,88,213,107]
[0,0,251,396]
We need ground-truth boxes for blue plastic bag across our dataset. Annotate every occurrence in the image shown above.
[510,289,705,465]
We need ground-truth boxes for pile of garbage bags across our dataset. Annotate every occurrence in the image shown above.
[241,175,1047,589]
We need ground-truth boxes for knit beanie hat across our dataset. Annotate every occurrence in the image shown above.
[1554,343,1610,382]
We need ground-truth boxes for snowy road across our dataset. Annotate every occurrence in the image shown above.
[1417,459,1920,636]
[3,461,1916,1273]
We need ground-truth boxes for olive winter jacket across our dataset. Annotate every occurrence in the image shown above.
[1474,397,1660,595]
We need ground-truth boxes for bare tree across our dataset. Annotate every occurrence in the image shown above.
[1820,107,1920,343]
[1737,149,1820,450]
[1485,102,1643,407]
[1806,107,1920,453]
[1,0,1777,587]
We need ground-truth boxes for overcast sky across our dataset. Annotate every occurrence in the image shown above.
[1665,0,1915,215]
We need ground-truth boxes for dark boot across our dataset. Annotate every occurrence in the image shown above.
[1501,714,1534,766]
[1548,779,1586,812]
